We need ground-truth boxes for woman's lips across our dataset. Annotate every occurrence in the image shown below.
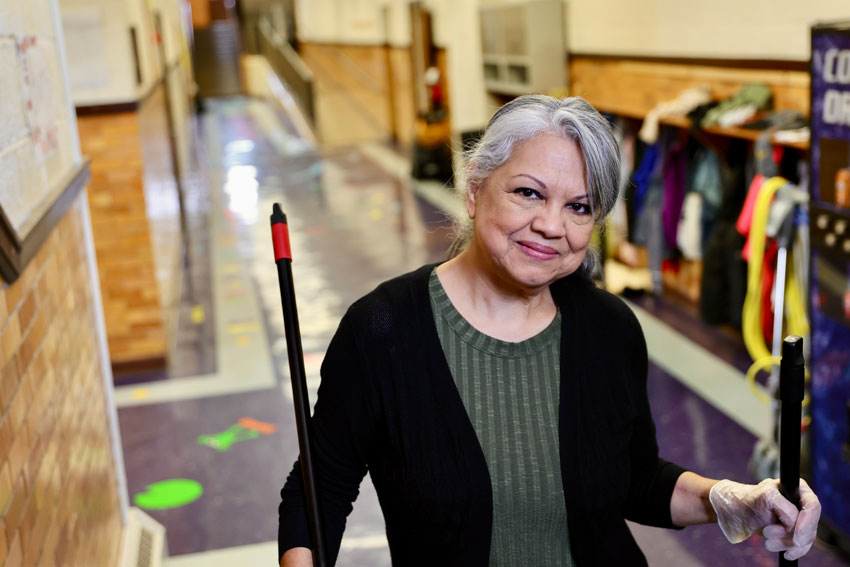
[517,240,559,260]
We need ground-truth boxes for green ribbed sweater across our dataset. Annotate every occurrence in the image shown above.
[429,270,575,566]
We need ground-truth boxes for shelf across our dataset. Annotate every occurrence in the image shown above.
[592,103,809,151]
[699,123,809,151]
[660,114,809,151]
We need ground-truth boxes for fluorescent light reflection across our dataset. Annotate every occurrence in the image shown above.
[225,140,255,154]
[224,165,259,224]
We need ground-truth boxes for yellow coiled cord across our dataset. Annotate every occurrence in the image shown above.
[741,176,810,404]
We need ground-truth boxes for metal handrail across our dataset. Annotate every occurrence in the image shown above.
[258,16,316,125]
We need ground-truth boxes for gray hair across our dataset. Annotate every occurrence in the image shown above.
[450,95,620,281]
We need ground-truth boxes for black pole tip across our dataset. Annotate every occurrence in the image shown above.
[271,203,287,225]
[780,335,805,403]
[782,335,804,367]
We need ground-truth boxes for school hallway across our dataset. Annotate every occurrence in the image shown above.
[7,1,850,565]
[106,93,848,567]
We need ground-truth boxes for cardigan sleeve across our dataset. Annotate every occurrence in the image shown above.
[622,317,688,529]
[278,311,379,564]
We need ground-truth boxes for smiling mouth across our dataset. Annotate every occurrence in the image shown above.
[517,241,559,259]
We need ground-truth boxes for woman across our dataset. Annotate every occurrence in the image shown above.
[279,96,820,566]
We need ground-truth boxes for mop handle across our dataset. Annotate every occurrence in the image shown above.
[271,204,328,567]
[778,335,804,567]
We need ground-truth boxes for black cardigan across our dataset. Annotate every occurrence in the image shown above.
[279,264,687,566]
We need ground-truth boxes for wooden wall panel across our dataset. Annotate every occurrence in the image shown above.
[0,195,123,566]
[569,56,810,119]
[299,43,416,147]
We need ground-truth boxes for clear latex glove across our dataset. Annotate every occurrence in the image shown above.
[761,479,822,560]
[709,478,821,560]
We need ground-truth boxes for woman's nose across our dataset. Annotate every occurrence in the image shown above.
[530,205,567,238]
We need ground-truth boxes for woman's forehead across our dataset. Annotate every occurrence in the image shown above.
[506,134,582,165]
[497,137,586,184]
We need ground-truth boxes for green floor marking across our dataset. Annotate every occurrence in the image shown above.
[134,479,204,510]
[197,424,260,451]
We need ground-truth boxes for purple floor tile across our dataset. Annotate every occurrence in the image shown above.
[119,387,299,555]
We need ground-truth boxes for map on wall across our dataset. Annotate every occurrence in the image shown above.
[12,35,74,234]
[0,0,82,281]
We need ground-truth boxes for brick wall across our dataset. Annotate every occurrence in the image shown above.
[77,106,168,369]
[0,195,123,566]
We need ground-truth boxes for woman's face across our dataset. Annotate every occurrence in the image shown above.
[467,134,595,293]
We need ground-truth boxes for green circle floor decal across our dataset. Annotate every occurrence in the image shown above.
[134,479,204,510]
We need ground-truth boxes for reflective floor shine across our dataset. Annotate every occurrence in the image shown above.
[115,97,849,567]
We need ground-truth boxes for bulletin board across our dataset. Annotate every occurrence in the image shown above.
[0,0,89,283]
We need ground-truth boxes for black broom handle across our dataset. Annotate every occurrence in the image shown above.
[272,203,328,567]
[779,335,805,567]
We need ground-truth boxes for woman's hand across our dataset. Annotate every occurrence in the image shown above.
[709,478,821,560]
[280,547,313,567]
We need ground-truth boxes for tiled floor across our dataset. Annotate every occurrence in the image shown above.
[113,95,850,566]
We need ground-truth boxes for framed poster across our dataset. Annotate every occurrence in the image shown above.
[0,3,89,283]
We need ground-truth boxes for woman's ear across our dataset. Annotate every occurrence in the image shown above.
[466,180,479,219]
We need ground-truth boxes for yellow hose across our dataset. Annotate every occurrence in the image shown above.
[741,176,810,404]
[746,356,779,405]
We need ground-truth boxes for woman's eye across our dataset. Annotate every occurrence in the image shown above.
[567,202,591,215]
[514,187,541,199]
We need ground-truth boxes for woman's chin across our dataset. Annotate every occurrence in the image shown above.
[503,264,576,292]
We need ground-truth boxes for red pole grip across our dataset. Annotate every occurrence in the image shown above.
[272,222,292,261]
